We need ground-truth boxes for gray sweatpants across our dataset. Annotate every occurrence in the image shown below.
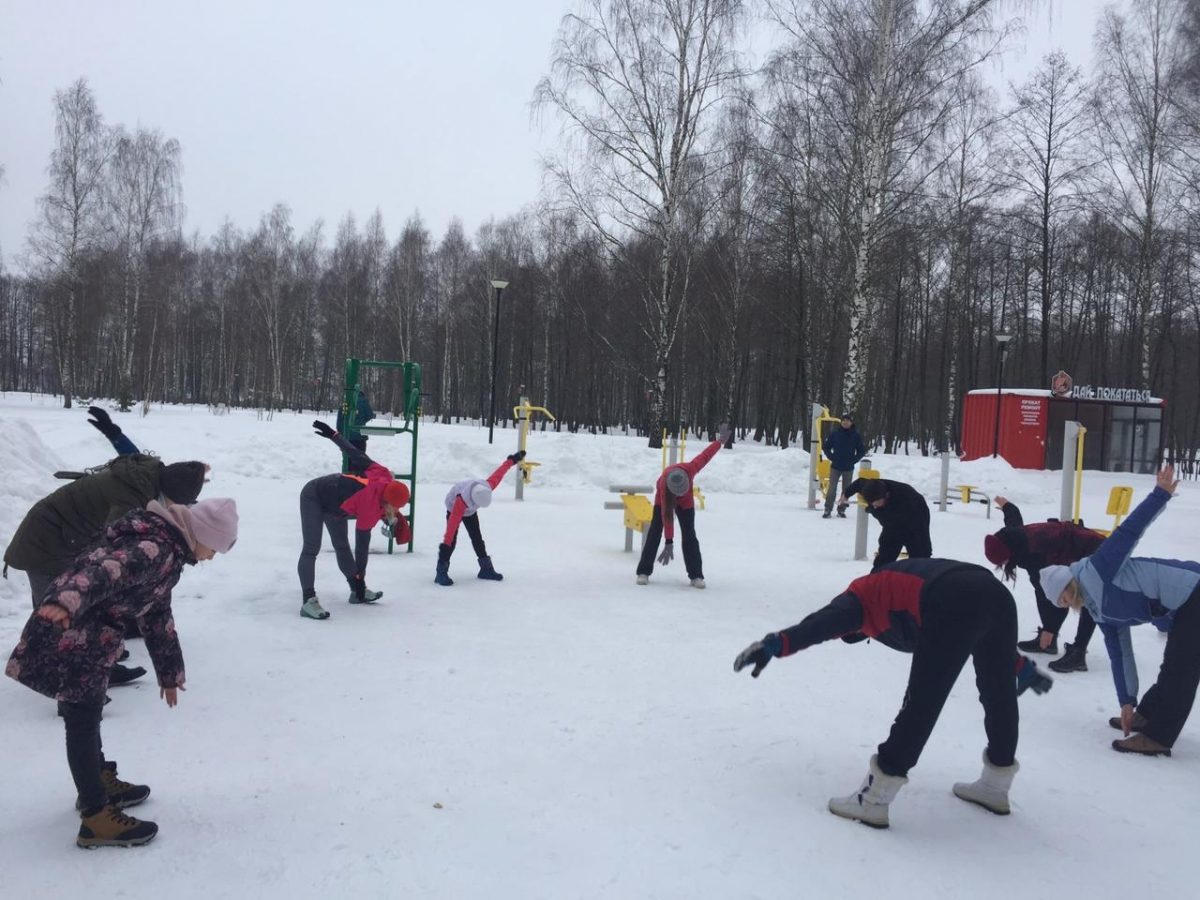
[825,468,855,512]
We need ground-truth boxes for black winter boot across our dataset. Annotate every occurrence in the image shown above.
[109,663,147,686]
[435,543,454,586]
[1049,642,1087,673]
[1017,628,1057,655]
[477,556,503,581]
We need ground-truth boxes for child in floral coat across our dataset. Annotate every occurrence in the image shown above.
[6,498,238,848]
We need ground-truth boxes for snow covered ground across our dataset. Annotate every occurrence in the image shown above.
[0,393,1196,899]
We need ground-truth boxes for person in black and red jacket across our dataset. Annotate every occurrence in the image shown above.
[297,421,410,620]
[984,496,1105,673]
[733,559,1052,829]
[840,477,931,567]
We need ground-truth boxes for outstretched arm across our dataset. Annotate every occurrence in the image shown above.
[88,406,140,455]
[734,594,863,678]
[442,496,467,546]
[313,420,373,473]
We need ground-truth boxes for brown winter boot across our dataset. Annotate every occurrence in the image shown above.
[76,762,151,812]
[76,805,158,848]
[1112,733,1171,757]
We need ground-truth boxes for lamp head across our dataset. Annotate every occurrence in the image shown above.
[490,279,510,291]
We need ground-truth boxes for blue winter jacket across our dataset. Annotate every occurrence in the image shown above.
[1068,486,1200,706]
[823,425,866,472]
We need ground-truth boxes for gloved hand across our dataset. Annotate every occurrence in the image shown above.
[717,421,732,443]
[1016,655,1053,697]
[349,573,366,603]
[87,406,122,440]
[379,521,393,539]
[733,633,783,678]
[507,450,526,464]
[657,541,674,566]
[313,420,336,440]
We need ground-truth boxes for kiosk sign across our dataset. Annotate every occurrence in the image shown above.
[1069,385,1153,403]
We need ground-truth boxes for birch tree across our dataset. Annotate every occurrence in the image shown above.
[536,0,745,446]
[27,78,113,408]
[107,127,183,409]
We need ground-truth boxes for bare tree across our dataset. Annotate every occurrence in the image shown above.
[765,0,1030,415]
[107,127,183,409]
[536,0,746,446]
[1094,0,1189,387]
[999,50,1093,384]
[27,78,114,408]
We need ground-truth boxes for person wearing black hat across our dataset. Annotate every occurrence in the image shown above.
[840,477,932,568]
[822,414,865,518]
[636,423,731,588]
[2,407,209,688]
[984,496,1105,671]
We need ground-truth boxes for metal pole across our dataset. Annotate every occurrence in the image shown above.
[515,395,528,501]
[992,349,1005,458]
[1060,421,1079,522]
[488,285,503,444]
[807,402,823,509]
[854,457,873,562]
[938,451,950,512]
[668,433,678,467]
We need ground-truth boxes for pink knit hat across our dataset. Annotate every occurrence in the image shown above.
[188,498,239,553]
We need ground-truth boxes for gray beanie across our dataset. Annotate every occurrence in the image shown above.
[665,468,690,497]
[1040,565,1075,608]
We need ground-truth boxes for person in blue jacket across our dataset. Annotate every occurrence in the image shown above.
[822,413,866,518]
[1038,464,1199,757]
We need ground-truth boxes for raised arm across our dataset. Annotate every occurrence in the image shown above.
[313,420,373,473]
[88,406,140,456]
[1089,483,1173,581]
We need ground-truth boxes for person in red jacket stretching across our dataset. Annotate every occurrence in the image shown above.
[636,424,730,589]
[733,559,1048,829]
[984,496,1106,673]
[435,450,525,586]
[298,421,410,620]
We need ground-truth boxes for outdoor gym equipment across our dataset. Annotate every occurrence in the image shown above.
[1057,420,1133,532]
[604,484,655,551]
[341,357,421,553]
[807,403,847,510]
[853,458,880,562]
[511,396,555,500]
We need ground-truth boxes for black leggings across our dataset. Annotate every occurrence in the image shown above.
[297,480,356,598]
[876,570,1019,777]
[59,700,107,814]
[637,506,703,580]
[445,511,488,559]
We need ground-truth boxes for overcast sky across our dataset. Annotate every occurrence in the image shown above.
[0,0,1113,268]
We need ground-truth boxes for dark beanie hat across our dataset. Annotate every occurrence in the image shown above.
[858,480,887,503]
[984,533,1011,566]
[160,461,208,505]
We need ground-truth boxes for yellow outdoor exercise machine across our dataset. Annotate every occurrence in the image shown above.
[511,396,555,500]
[1058,421,1133,533]
[806,404,847,509]
[661,426,707,510]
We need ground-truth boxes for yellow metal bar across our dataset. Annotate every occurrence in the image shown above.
[680,427,688,462]
[661,429,668,471]
[1073,426,1087,524]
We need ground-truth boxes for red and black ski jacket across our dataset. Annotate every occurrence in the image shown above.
[997,501,1105,578]
[775,558,990,655]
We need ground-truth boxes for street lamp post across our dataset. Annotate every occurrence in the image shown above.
[992,333,1013,459]
[488,279,509,445]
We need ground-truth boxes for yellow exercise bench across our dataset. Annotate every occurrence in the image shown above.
[952,484,993,519]
[605,485,655,552]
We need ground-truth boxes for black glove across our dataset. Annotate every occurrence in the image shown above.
[733,634,783,678]
[657,541,674,566]
[507,450,527,464]
[87,406,122,441]
[1016,655,1053,697]
[313,420,336,440]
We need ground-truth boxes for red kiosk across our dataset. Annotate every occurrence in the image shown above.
[961,372,1165,473]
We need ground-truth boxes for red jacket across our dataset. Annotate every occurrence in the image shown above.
[655,439,723,541]
[339,461,395,531]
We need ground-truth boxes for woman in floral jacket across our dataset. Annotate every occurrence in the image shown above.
[6,497,238,849]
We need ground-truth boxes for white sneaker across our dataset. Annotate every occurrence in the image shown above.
[636,574,649,586]
[690,578,706,589]
[301,597,330,620]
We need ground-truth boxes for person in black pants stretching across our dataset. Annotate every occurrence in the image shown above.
[984,496,1105,672]
[841,477,932,567]
[734,559,1052,829]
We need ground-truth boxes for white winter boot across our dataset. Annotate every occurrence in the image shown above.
[828,754,908,829]
[952,749,1020,815]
